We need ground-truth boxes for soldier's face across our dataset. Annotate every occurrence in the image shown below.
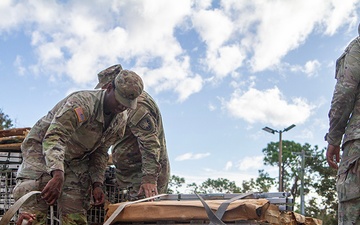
[104,86,128,114]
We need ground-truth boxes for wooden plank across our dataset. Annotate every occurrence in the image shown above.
[0,143,22,151]
[0,127,31,137]
[0,135,26,144]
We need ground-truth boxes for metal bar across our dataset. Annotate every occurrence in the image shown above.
[159,192,291,201]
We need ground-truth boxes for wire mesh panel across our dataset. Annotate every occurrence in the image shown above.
[0,168,19,224]
[87,166,127,224]
[0,161,121,224]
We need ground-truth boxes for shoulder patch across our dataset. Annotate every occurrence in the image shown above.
[74,107,86,123]
[138,115,153,131]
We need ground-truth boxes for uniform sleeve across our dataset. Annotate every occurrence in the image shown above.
[88,146,109,184]
[128,107,161,184]
[327,42,360,146]
[90,112,128,184]
[43,96,89,174]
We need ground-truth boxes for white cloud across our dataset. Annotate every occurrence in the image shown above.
[289,60,321,77]
[248,0,324,72]
[13,55,25,76]
[208,102,216,111]
[0,0,28,30]
[217,0,358,73]
[224,161,233,171]
[172,160,278,191]
[191,8,233,50]
[206,45,246,79]
[322,0,359,35]
[173,169,256,192]
[138,57,203,101]
[303,60,321,77]
[223,87,315,126]
[2,0,201,100]
[175,75,203,102]
[2,0,359,102]
[236,156,264,171]
[175,152,211,161]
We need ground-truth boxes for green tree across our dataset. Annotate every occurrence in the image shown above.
[0,108,13,130]
[167,175,186,194]
[240,169,275,193]
[186,182,199,193]
[262,141,337,224]
[192,178,241,194]
[168,141,336,223]
[305,146,337,224]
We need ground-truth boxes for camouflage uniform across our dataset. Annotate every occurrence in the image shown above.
[326,33,360,224]
[13,70,143,224]
[111,91,170,198]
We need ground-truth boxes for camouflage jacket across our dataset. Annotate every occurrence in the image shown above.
[327,36,360,146]
[112,91,169,184]
[18,90,127,184]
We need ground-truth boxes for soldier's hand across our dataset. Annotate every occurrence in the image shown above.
[93,182,105,206]
[41,170,64,205]
[138,183,158,199]
[16,212,36,225]
[326,144,340,169]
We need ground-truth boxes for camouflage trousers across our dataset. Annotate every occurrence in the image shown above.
[337,140,360,224]
[339,198,360,225]
[13,165,91,225]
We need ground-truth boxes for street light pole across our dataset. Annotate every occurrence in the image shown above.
[300,149,305,215]
[262,124,296,192]
[279,130,283,192]
[292,149,307,215]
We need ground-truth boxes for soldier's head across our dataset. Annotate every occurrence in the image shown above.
[103,70,144,114]
[95,64,123,89]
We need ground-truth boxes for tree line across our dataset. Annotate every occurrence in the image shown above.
[167,141,338,224]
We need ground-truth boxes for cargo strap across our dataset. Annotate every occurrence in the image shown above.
[195,193,226,225]
[0,191,41,225]
[214,192,254,220]
[103,194,168,225]
[195,192,254,225]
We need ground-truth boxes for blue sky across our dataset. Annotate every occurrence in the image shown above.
[1,0,360,191]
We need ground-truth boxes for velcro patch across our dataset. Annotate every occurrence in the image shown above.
[138,115,153,131]
[74,107,86,123]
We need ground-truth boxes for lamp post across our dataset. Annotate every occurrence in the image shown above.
[293,149,307,215]
[262,124,296,192]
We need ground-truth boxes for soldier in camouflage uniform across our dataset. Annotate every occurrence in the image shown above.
[95,65,170,200]
[13,70,143,225]
[326,24,360,224]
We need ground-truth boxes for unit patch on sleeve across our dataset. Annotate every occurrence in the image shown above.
[74,107,86,123]
[138,115,154,131]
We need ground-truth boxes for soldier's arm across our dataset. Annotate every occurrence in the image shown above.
[327,44,360,145]
[129,109,161,184]
[89,112,128,184]
[43,95,89,173]
[89,146,109,184]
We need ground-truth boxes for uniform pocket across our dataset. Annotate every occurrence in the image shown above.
[337,158,360,202]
